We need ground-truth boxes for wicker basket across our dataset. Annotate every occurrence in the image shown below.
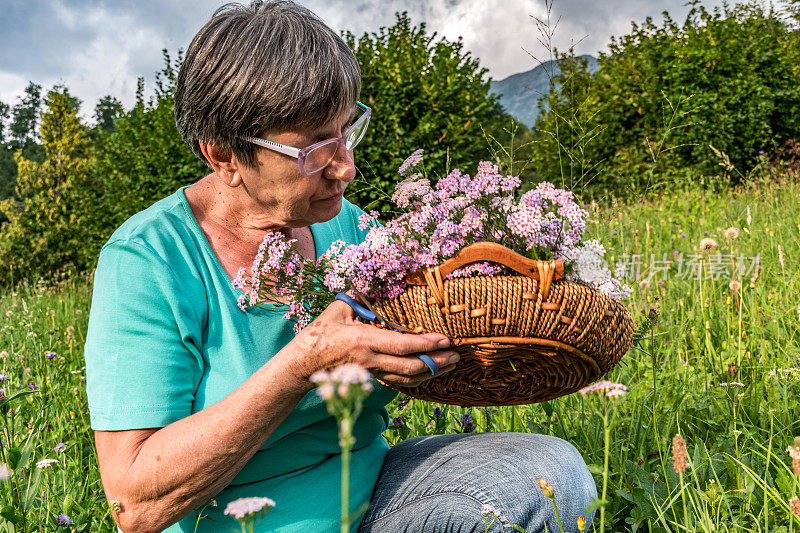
[370,242,634,406]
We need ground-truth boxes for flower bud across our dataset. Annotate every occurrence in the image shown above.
[537,478,555,499]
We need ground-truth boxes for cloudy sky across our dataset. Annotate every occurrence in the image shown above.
[0,0,726,121]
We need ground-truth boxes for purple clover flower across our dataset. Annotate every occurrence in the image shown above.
[460,413,475,433]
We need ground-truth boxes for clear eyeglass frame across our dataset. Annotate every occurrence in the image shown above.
[244,101,371,175]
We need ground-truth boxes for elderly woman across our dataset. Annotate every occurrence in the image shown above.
[84,1,596,532]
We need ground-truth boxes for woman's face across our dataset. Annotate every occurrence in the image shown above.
[240,107,357,228]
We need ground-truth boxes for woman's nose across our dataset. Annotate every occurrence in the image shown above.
[323,142,356,183]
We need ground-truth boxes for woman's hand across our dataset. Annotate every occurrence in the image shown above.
[278,299,459,388]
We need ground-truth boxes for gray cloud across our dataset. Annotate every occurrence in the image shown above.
[0,0,726,120]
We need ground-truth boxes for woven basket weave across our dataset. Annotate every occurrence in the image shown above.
[370,242,634,406]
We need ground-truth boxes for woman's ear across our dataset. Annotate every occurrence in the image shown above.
[198,142,243,187]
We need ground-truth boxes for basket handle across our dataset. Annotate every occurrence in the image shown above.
[405,242,564,300]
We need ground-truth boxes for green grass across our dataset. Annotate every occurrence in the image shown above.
[2,178,800,532]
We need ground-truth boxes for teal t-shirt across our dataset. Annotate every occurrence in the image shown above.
[84,186,398,532]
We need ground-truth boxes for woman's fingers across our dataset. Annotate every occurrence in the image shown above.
[369,350,459,378]
[364,328,450,356]
[377,363,458,387]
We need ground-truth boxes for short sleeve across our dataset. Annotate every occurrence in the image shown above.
[85,239,204,430]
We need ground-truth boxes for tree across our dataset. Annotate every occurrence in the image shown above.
[93,51,207,241]
[343,13,515,211]
[8,82,42,151]
[0,85,99,284]
[91,94,124,138]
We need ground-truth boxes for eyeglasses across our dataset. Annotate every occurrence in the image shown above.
[244,101,371,175]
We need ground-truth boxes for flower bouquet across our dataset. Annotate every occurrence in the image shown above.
[235,150,634,406]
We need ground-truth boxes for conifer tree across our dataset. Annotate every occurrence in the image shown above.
[0,85,98,283]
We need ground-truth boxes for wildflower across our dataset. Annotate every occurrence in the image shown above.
[672,434,687,474]
[791,496,800,516]
[433,406,443,419]
[0,462,11,481]
[606,388,627,398]
[746,206,752,226]
[481,504,501,518]
[729,280,740,292]
[398,149,424,176]
[108,499,121,512]
[57,513,73,526]
[537,478,555,499]
[577,515,587,532]
[4,310,11,318]
[391,416,404,428]
[223,496,275,519]
[0,350,7,359]
[66,325,74,339]
[54,443,66,453]
[28,383,38,390]
[779,245,786,268]
[788,437,800,476]
[310,364,373,401]
[723,227,740,240]
[0,374,8,381]
[578,381,628,395]
[460,413,475,433]
[698,238,719,252]
[45,352,56,360]
[36,458,59,469]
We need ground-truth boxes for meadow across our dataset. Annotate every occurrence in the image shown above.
[1,176,799,532]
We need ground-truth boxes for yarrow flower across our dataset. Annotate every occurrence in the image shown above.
[54,443,66,453]
[0,462,11,481]
[310,364,373,401]
[481,504,501,518]
[235,151,630,331]
[36,458,59,469]
[578,381,628,397]
[791,496,800,516]
[223,496,275,520]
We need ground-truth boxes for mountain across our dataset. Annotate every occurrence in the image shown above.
[490,54,599,128]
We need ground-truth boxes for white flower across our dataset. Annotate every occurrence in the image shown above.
[481,504,501,518]
[223,496,275,519]
[36,458,59,469]
[0,462,12,481]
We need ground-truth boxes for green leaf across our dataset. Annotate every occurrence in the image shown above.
[0,506,19,525]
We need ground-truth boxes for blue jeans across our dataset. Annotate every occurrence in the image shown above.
[358,432,597,533]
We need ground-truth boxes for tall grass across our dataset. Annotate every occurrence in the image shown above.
[1,178,799,531]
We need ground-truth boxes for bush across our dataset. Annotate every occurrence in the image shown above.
[530,2,800,198]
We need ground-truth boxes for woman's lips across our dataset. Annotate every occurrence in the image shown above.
[318,191,343,202]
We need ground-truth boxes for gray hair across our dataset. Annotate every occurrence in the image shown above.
[175,0,361,168]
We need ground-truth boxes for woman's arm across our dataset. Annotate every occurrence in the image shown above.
[96,300,458,532]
